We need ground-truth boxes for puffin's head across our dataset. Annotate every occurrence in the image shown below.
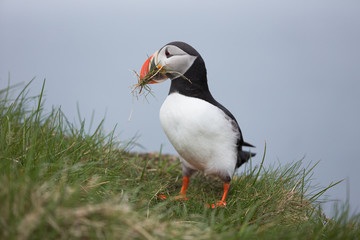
[140,41,205,84]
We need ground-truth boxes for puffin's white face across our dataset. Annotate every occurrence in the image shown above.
[154,45,198,78]
[140,44,197,84]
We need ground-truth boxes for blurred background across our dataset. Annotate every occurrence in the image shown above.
[1,0,359,217]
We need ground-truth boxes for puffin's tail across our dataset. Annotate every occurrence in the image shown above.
[239,150,256,163]
[237,142,256,167]
[242,141,255,148]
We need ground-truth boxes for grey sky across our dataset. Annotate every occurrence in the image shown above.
[1,0,359,216]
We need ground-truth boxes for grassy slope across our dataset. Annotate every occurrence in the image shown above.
[0,82,359,240]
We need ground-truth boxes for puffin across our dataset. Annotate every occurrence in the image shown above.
[139,41,255,207]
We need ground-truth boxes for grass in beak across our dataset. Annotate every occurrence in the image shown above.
[131,65,165,98]
[131,58,192,98]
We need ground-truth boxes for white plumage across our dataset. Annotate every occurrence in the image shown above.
[160,92,239,179]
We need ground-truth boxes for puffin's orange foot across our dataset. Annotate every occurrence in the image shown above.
[215,201,227,208]
[205,201,227,209]
[205,203,215,208]
[173,194,189,201]
[158,194,167,200]
[158,194,189,201]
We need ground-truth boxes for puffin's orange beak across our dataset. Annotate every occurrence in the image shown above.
[140,55,154,82]
[139,51,167,84]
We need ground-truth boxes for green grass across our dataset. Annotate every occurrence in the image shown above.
[1,80,359,239]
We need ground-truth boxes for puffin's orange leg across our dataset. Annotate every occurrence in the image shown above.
[207,183,230,208]
[174,176,189,200]
[159,176,189,200]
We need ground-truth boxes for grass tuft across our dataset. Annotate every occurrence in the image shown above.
[1,80,359,239]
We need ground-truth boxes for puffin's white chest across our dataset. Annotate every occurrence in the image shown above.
[159,93,239,176]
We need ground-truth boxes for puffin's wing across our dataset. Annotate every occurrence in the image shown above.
[209,99,256,167]
[200,93,256,168]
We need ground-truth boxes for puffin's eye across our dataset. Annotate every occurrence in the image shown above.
[165,48,171,58]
